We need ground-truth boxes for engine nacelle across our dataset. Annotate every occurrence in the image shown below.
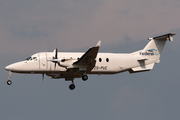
[58,59,77,68]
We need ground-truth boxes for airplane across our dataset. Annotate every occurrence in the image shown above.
[5,33,175,90]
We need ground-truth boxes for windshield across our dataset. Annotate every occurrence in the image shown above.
[25,56,38,61]
[26,57,32,61]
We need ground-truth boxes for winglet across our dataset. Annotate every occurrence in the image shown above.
[96,41,101,47]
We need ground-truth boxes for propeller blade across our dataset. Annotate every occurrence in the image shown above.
[42,74,44,83]
[55,48,58,59]
[55,63,57,68]
[52,48,59,69]
[55,48,58,68]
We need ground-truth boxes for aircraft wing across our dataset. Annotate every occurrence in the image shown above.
[72,41,101,72]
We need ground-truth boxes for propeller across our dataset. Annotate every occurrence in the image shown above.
[47,48,62,69]
[54,48,58,68]
[53,48,60,68]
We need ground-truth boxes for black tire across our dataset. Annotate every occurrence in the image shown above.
[82,75,88,81]
[7,80,12,85]
[69,84,75,90]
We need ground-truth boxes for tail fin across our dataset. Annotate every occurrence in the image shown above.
[138,33,175,62]
[130,33,175,73]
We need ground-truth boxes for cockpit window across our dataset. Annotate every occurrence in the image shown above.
[26,57,32,61]
[33,57,37,61]
[26,55,38,61]
[25,57,37,61]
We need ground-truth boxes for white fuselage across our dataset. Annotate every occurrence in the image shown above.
[5,52,155,76]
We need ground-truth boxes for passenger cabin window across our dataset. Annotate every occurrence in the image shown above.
[106,58,109,62]
[99,58,102,62]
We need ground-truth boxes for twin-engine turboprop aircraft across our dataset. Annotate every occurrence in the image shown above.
[5,33,175,90]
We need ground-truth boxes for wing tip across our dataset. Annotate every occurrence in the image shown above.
[96,41,101,47]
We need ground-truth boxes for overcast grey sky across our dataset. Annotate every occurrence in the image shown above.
[1,0,180,120]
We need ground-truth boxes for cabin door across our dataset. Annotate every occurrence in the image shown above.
[39,53,47,69]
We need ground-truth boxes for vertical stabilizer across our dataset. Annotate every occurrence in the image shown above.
[139,33,175,61]
[130,33,175,73]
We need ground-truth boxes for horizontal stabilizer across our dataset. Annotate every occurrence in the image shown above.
[137,58,148,61]
[148,33,176,41]
[129,63,155,73]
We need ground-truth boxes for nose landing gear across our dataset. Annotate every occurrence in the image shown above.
[7,80,12,85]
[7,71,12,85]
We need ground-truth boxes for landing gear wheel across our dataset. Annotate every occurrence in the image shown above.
[7,71,12,85]
[82,75,88,81]
[69,84,75,90]
[7,80,12,85]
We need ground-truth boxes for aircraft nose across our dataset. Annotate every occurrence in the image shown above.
[5,61,25,72]
[5,65,13,71]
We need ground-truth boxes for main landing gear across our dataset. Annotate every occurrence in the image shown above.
[82,75,88,81]
[69,83,75,90]
[7,71,12,85]
[68,75,88,90]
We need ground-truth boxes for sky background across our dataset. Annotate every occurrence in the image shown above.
[0,0,180,120]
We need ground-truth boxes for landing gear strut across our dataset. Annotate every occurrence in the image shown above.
[68,75,88,90]
[7,71,12,85]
